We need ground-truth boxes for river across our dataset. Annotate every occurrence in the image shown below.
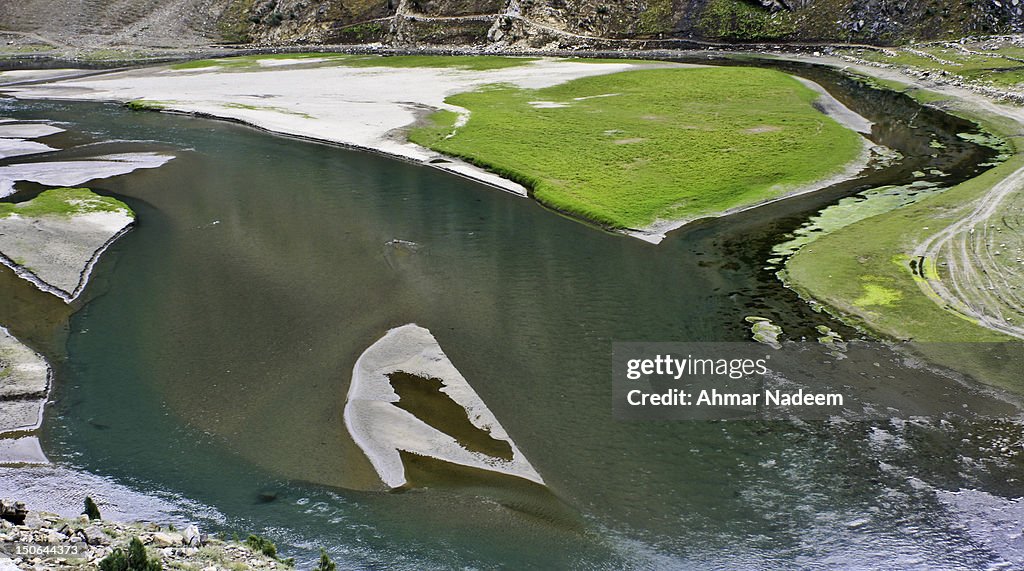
[1,59,1023,569]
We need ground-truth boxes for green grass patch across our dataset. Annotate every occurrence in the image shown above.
[169,54,538,72]
[781,102,1024,389]
[561,57,660,65]
[0,44,54,54]
[410,109,460,141]
[410,67,863,229]
[853,280,903,307]
[785,156,1017,343]
[0,188,133,218]
[125,100,169,111]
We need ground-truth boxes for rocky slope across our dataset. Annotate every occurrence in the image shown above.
[0,511,287,570]
[226,0,1024,47]
[0,0,234,48]
[2,0,1024,50]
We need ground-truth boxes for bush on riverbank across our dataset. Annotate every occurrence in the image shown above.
[99,537,162,571]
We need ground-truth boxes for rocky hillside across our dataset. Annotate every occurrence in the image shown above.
[0,0,234,48]
[231,0,1024,47]
[1,0,1024,49]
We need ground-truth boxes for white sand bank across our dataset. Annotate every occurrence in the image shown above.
[0,326,50,439]
[0,437,47,465]
[0,123,64,139]
[345,323,544,489]
[794,76,874,134]
[0,152,173,197]
[1,57,683,197]
[0,69,91,87]
[0,209,135,301]
[0,138,55,160]
[3,57,868,243]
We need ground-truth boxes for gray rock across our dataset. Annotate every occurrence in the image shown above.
[78,525,110,546]
[151,531,184,547]
[182,524,201,547]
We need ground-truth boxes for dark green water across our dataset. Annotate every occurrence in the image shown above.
[2,65,1024,569]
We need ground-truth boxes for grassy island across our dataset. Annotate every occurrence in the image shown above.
[0,187,132,218]
[410,66,865,230]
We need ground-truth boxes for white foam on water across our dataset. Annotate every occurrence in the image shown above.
[935,488,1024,566]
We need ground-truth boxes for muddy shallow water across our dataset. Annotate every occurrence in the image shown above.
[1,60,1023,569]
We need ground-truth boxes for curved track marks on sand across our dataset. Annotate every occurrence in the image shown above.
[913,163,1024,339]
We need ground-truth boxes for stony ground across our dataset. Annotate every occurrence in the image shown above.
[0,509,287,571]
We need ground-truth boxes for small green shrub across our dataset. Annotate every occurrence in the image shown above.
[639,0,675,35]
[124,100,165,111]
[245,534,277,559]
[99,548,126,571]
[99,537,161,571]
[316,548,336,571]
[699,0,797,41]
[341,22,385,42]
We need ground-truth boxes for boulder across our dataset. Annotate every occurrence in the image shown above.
[182,524,201,547]
[78,525,110,546]
[151,531,184,547]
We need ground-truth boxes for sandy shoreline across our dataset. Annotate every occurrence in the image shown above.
[2,58,689,200]
[0,325,51,466]
[0,55,877,242]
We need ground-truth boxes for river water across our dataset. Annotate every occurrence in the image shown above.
[2,61,1024,569]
